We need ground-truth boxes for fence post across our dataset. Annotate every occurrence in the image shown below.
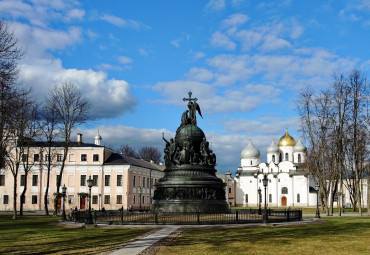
[155,212,158,224]
[236,210,239,223]
[197,212,200,224]
[120,209,124,224]
[287,208,290,222]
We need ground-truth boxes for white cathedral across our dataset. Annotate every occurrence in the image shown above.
[235,130,318,207]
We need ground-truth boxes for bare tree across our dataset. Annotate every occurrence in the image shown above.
[138,146,162,164]
[39,100,59,216]
[48,82,90,216]
[118,144,139,158]
[0,20,26,219]
[19,100,39,216]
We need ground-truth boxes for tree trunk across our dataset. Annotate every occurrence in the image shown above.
[367,175,370,216]
[12,175,17,219]
[20,173,28,216]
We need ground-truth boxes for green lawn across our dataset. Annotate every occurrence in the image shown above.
[0,216,151,254]
[158,217,370,255]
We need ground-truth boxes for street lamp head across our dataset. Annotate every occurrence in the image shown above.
[62,184,67,195]
[87,175,93,188]
[315,183,319,191]
[262,174,268,187]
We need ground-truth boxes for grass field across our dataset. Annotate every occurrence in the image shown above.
[158,217,370,255]
[0,216,151,254]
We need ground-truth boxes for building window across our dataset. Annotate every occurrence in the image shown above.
[0,175,5,186]
[250,180,252,183]
[93,154,99,162]
[147,178,150,188]
[80,175,86,186]
[269,194,272,203]
[133,195,136,204]
[22,154,28,162]
[142,177,145,187]
[20,175,25,186]
[34,154,40,162]
[104,195,110,204]
[117,195,122,204]
[298,154,301,163]
[117,175,123,186]
[278,179,280,182]
[93,175,98,186]
[155,179,157,183]
[81,154,87,162]
[32,175,38,186]
[68,195,75,204]
[259,180,261,183]
[32,195,37,204]
[269,179,271,183]
[272,155,275,162]
[228,187,232,194]
[92,195,98,204]
[3,195,9,204]
[45,154,50,162]
[133,175,136,187]
[142,196,145,204]
[285,153,289,161]
[245,194,248,203]
[282,187,288,194]
[57,154,63,162]
[105,175,111,186]
[250,160,252,165]
[297,193,301,203]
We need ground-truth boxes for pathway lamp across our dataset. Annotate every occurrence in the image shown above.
[315,183,321,219]
[338,191,342,217]
[258,187,262,215]
[262,174,268,223]
[87,176,94,224]
[61,184,67,221]
[139,187,142,212]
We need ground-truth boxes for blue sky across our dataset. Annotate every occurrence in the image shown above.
[1,0,370,173]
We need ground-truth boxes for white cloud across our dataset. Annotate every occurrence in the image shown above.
[100,14,142,29]
[186,67,214,82]
[96,63,123,71]
[222,14,249,28]
[138,47,149,56]
[118,56,133,64]
[211,31,237,51]
[171,38,182,48]
[20,58,137,119]
[260,34,291,51]
[64,8,85,22]
[205,0,226,11]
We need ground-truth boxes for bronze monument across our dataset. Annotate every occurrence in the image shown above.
[153,92,229,213]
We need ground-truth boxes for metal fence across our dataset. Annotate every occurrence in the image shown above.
[72,208,302,225]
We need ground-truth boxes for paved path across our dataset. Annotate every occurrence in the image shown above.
[110,225,180,255]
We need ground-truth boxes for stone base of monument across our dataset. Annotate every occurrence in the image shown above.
[152,165,230,213]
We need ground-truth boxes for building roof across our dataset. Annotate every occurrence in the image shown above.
[241,138,261,159]
[104,153,165,171]
[25,140,105,148]
[267,139,279,153]
[278,130,296,147]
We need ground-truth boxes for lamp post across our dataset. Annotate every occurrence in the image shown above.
[87,176,94,224]
[262,174,268,223]
[61,184,67,221]
[315,183,321,219]
[258,187,262,215]
[139,187,142,212]
[338,191,342,217]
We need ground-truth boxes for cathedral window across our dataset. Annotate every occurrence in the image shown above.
[245,194,248,203]
[282,187,288,194]
[297,193,300,203]
[285,153,289,161]
[250,160,252,165]
[298,154,302,163]
[272,155,275,162]
[269,194,272,203]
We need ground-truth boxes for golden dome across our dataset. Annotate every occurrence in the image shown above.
[278,130,296,147]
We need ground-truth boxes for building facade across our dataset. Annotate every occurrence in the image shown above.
[0,133,164,212]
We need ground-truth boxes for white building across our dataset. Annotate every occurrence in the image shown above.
[235,130,318,207]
